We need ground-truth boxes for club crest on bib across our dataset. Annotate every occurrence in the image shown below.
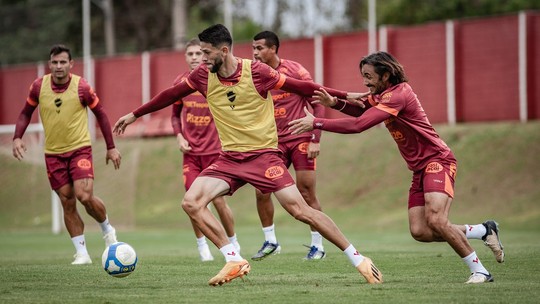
[227,90,236,109]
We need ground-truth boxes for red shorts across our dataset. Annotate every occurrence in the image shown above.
[182,153,219,190]
[199,150,295,195]
[45,146,94,190]
[278,138,316,171]
[408,153,457,209]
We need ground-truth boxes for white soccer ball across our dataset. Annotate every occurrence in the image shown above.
[102,242,138,278]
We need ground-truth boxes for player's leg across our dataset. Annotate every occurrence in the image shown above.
[73,177,117,247]
[183,154,214,261]
[183,176,250,286]
[273,185,382,284]
[252,189,281,260]
[56,184,92,264]
[296,170,325,259]
[211,196,241,253]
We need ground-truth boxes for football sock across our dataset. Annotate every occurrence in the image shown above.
[462,251,489,274]
[220,244,243,262]
[196,236,207,249]
[311,231,323,250]
[465,224,487,239]
[344,244,365,267]
[71,235,89,255]
[262,224,277,244]
[228,234,238,244]
[99,216,114,234]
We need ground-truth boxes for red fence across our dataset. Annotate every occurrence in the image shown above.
[1,11,539,136]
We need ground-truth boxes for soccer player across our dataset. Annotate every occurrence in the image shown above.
[251,31,326,261]
[171,38,240,261]
[12,44,122,265]
[114,24,383,286]
[288,51,505,284]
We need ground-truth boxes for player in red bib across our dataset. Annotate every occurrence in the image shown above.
[171,38,239,262]
[12,44,122,265]
[289,51,504,284]
[251,31,326,261]
[114,24,382,286]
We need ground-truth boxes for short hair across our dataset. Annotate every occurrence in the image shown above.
[49,44,72,61]
[253,31,280,54]
[198,24,232,48]
[185,38,201,49]
[360,52,408,85]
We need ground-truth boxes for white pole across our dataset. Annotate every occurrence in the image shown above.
[446,20,456,126]
[314,34,324,84]
[51,191,62,234]
[518,11,528,123]
[378,25,388,52]
[83,0,96,141]
[141,51,151,122]
[368,0,377,53]
[224,0,233,38]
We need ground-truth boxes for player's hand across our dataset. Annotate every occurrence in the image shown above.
[106,148,122,170]
[288,107,315,135]
[312,88,337,107]
[176,134,192,153]
[113,113,137,135]
[12,138,26,161]
[307,141,320,159]
[346,91,370,108]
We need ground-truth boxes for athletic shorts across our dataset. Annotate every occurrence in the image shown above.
[199,150,295,195]
[408,152,457,209]
[44,146,94,190]
[182,153,219,190]
[278,138,316,171]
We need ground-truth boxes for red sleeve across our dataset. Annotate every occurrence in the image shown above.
[331,99,372,117]
[171,102,182,135]
[278,77,348,99]
[313,107,390,134]
[78,78,99,108]
[310,101,324,142]
[90,102,115,150]
[13,102,37,140]
[133,81,195,118]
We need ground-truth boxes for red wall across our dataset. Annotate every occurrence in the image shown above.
[2,12,538,132]
[456,14,520,122]
[387,23,448,123]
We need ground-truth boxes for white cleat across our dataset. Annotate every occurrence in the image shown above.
[465,272,494,284]
[72,253,92,265]
[103,228,118,247]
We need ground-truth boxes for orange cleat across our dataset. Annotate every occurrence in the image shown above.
[208,259,251,286]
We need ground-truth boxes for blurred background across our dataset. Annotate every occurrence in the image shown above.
[0,0,539,235]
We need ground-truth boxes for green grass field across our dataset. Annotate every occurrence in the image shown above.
[1,228,539,304]
[1,121,540,303]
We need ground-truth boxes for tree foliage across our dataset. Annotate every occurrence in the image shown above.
[0,0,537,66]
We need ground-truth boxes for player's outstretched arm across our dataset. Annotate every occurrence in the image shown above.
[288,107,315,135]
[113,113,137,135]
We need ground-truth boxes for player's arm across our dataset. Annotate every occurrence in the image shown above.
[289,106,391,135]
[278,76,348,99]
[114,80,195,135]
[12,102,36,161]
[171,102,191,153]
[83,81,121,170]
[12,82,40,161]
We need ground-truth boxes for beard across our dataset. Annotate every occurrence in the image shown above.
[210,57,223,73]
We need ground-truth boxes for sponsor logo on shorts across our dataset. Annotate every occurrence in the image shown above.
[425,162,443,174]
[264,166,285,179]
[77,159,92,170]
[298,142,309,153]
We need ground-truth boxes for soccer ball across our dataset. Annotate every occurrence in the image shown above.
[102,242,138,278]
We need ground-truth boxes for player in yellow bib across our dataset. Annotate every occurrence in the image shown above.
[114,24,382,286]
[12,44,122,265]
